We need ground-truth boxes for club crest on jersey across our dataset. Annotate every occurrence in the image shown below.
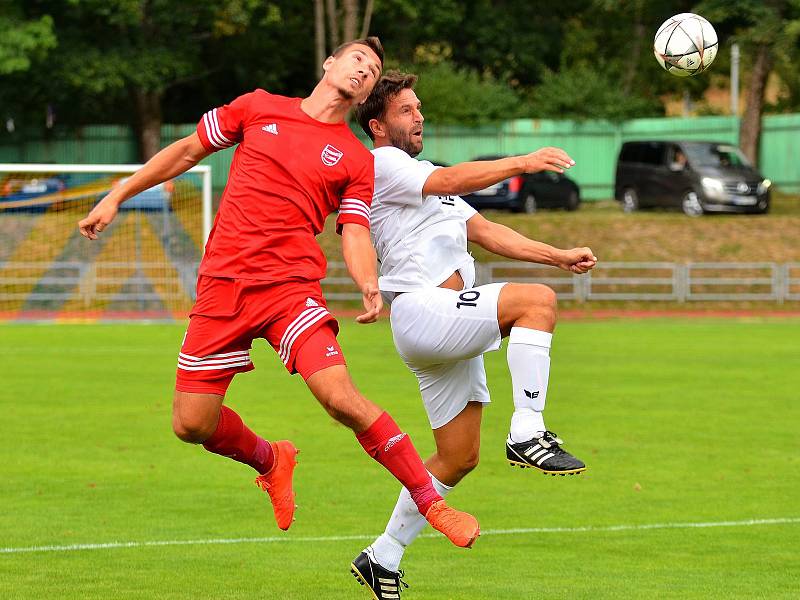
[321,144,344,166]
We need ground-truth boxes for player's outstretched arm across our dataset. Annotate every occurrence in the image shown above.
[422,147,575,198]
[341,223,383,324]
[78,132,210,240]
[466,213,597,274]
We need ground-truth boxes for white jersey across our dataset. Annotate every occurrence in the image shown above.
[370,146,477,298]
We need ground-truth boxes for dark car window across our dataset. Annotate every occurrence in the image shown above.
[620,142,664,165]
[640,143,665,165]
[619,143,642,162]
[682,143,752,168]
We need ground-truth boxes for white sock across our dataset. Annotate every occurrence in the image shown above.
[507,327,552,443]
[368,472,452,572]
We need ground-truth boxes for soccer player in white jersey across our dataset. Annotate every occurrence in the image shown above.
[347,71,598,597]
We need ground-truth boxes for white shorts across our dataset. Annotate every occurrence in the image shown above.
[389,283,507,429]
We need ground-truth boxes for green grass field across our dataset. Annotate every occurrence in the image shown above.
[2,318,799,599]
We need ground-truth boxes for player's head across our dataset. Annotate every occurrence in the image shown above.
[356,70,423,157]
[322,37,384,104]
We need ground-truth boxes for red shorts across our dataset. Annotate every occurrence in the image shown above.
[176,276,346,395]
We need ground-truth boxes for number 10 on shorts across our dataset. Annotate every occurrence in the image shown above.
[456,290,481,309]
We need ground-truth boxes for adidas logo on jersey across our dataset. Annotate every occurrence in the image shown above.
[305,298,319,308]
[262,123,279,135]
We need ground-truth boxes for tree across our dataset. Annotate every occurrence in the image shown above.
[698,0,800,164]
[6,0,268,160]
[531,66,663,121]
[0,12,55,76]
[314,0,376,75]
[406,60,524,125]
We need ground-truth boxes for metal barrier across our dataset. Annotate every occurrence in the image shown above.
[478,261,800,303]
[1,261,799,310]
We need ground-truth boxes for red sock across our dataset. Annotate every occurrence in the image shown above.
[202,406,275,475]
[356,412,442,515]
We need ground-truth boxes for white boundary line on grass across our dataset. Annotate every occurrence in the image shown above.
[2,517,798,555]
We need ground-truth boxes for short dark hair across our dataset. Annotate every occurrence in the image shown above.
[355,70,418,141]
[332,36,384,66]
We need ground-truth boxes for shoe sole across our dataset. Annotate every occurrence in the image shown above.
[463,529,480,548]
[350,564,379,600]
[508,459,586,476]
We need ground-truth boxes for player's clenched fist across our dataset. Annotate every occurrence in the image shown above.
[522,147,575,174]
[78,197,119,240]
[556,247,597,274]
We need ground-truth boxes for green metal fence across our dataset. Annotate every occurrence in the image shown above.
[2,114,798,199]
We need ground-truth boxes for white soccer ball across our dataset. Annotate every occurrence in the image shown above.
[653,13,718,77]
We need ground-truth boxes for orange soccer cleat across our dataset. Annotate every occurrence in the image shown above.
[424,500,480,548]
[254,440,298,530]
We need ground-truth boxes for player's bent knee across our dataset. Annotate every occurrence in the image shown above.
[540,284,558,308]
[172,415,215,444]
[526,283,557,310]
[525,284,557,326]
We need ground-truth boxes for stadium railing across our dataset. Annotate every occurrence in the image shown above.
[476,261,800,304]
[1,261,798,321]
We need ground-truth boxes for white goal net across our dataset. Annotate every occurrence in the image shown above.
[0,164,212,321]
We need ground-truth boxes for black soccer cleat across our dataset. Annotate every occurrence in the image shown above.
[350,550,409,600]
[506,431,586,475]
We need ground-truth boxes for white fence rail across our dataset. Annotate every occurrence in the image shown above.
[0,261,799,308]
[476,261,800,303]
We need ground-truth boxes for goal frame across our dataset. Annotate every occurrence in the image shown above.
[0,163,213,321]
[0,163,213,244]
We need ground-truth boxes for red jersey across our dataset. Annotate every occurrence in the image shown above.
[195,90,373,281]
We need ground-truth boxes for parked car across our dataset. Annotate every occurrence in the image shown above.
[460,155,581,213]
[614,140,771,216]
[0,175,68,212]
[1,175,66,198]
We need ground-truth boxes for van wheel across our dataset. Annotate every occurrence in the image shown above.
[621,188,639,213]
[565,190,580,211]
[682,191,704,217]
[522,193,537,214]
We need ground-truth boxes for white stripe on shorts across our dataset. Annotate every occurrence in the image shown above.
[279,307,331,364]
[177,349,251,371]
[177,359,252,372]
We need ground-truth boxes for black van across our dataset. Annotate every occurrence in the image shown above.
[614,141,771,216]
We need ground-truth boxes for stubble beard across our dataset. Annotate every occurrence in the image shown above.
[337,85,356,101]
[389,125,423,158]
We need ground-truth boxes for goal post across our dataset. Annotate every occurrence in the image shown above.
[0,163,212,322]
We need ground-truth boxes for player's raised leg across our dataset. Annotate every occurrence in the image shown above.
[353,401,483,596]
[171,390,298,530]
[175,291,299,530]
[303,363,479,548]
[498,282,586,475]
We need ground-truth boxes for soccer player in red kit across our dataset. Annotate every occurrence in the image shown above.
[78,37,478,548]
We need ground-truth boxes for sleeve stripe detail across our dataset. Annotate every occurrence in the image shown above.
[210,108,233,144]
[339,206,370,220]
[203,109,234,149]
[339,199,370,221]
[340,198,370,212]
